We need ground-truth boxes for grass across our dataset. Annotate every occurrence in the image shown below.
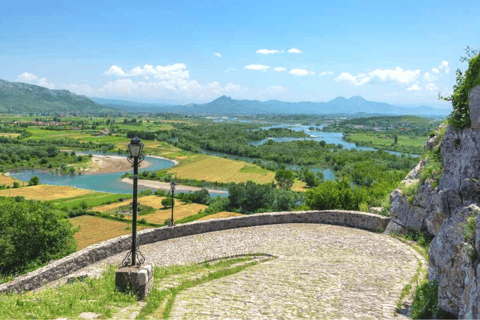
[0,255,272,319]
[400,180,421,205]
[344,132,425,154]
[51,192,132,210]
[166,154,276,184]
[71,215,152,250]
[0,266,137,319]
[0,185,92,201]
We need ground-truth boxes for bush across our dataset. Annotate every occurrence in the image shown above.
[0,197,77,276]
[28,176,40,186]
[161,197,172,208]
[12,181,20,188]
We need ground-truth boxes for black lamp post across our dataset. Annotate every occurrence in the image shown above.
[122,136,146,267]
[170,180,176,226]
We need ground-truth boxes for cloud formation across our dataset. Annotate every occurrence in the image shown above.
[406,83,422,91]
[425,83,438,92]
[289,68,314,76]
[273,67,286,72]
[256,49,283,54]
[432,61,450,74]
[16,72,55,89]
[214,53,222,58]
[319,71,334,76]
[244,64,270,72]
[288,48,302,54]
[334,67,421,86]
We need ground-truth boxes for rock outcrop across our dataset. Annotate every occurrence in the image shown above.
[386,86,480,318]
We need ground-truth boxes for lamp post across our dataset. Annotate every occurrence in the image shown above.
[170,180,176,226]
[122,136,146,267]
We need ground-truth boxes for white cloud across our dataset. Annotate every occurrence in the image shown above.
[424,72,436,82]
[425,83,438,92]
[256,49,283,54]
[267,85,284,91]
[244,64,270,72]
[289,68,314,76]
[274,67,286,72]
[288,48,302,54]
[104,65,126,76]
[16,72,55,89]
[224,68,237,73]
[407,83,422,91]
[319,71,334,76]
[214,53,222,58]
[432,61,450,74]
[334,67,421,86]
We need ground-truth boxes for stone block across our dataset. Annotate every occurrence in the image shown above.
[115,264,154,300]
[469,85,480,130]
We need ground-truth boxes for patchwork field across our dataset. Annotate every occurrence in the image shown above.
[124,203,209,224]
[71,216,152,250]
[0,185,92,200]
[197,211,243,221]
[51,192,132,210]
[0,173,23,186]
[92,195,181,212]
[167,154,276,184]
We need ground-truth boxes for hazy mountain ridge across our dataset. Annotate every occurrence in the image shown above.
[0,79,117,114]
[95,94,451,116]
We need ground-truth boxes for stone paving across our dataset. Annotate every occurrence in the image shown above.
[56,223,423,319]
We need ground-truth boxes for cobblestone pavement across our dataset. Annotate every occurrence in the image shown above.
[63,223,424,319]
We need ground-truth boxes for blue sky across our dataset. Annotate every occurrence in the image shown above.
[1,0,479,107]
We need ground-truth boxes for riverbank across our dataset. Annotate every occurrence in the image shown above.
[82,155,152,174]
[121,178,228,194]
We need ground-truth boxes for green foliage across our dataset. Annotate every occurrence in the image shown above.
[400,181,420,205]
[161,197,172,208]
[441,47,480,130]
[28,175,40,186]
[0,197,77,277]
[409,280,440,319]
[305,178,369,211]
[420,151,443,185]
[12,181,19,188]
[176,188,211,205]
[275,169,295,190]
[463,210,478,242]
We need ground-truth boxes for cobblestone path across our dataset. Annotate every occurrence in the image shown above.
[68,223,424,319]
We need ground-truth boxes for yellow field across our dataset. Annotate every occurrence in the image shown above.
[197,211,243,221]
[0,173,23,186]
[167,154,276,184]
[0,133,19,138]
[92,195,182,212]
[124,202,208,224]
[0,185,93,200]
[72,216,152,250]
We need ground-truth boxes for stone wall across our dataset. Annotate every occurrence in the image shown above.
[0,210,389,294]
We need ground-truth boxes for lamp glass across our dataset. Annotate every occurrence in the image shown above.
[128,137,144,157]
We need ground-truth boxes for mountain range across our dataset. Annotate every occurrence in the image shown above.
[93,95,451,117]
[0,79,116,114]
[0,78,451,116]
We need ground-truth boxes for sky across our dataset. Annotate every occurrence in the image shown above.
[1,0,479,108]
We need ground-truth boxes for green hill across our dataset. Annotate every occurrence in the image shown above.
[0,79,118,114]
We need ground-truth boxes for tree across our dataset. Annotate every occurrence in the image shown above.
[275,169,295,190]
[28,176,40,186]
[0,197,77,275]
[161,197,172,208]
[304,171,318,188]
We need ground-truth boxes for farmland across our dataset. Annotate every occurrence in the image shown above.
[71,216,152,250]
[0,185,92,201]
[0,173,23,186]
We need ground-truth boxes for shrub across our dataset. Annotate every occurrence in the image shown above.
[463,210,478,242]
[0,197,77,276]
[139,218,147,224]
[12,181,20,188]
[28,176,40,186]
[161,197,172,208]
[440,47,480,130]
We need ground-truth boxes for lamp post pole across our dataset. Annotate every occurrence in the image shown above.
[170,180,175,226]
[131,155,139,266]
[122,136,145,267]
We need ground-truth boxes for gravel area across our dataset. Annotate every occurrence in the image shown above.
[51,223,422,319]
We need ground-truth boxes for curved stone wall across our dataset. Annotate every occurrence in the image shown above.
[0,210,389,294]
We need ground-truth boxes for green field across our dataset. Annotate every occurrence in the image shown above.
[344,132,426,154]
[49,192,132,210]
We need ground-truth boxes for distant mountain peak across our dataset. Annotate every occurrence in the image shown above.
[349,95,366,102]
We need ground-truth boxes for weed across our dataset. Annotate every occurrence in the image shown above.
[463,210,478,242]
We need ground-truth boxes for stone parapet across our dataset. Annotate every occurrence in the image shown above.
[0,210,389,294]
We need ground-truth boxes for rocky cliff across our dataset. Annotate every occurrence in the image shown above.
[386,85,480,318]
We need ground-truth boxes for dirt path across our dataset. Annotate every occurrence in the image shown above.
[121,178,228,194]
